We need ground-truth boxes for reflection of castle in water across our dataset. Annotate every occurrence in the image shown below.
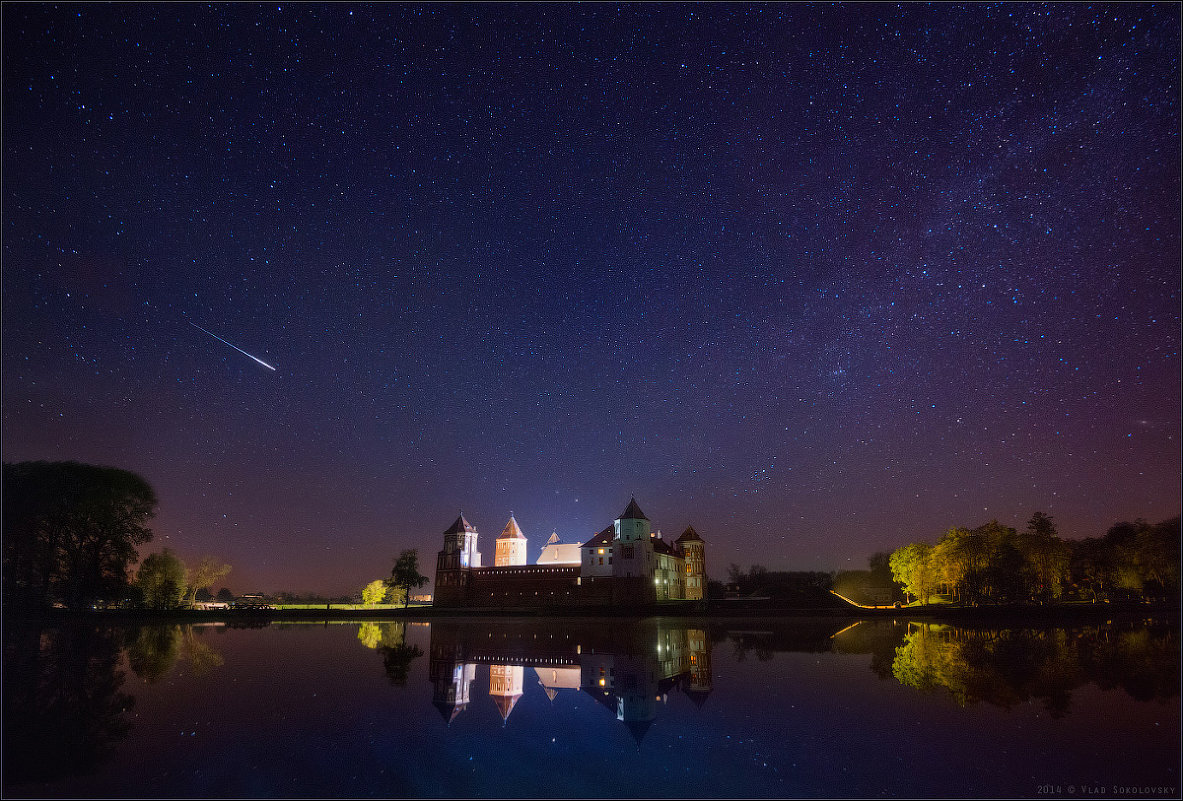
[428,619,713,742]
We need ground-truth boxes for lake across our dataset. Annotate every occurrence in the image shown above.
[3,613,1178,798]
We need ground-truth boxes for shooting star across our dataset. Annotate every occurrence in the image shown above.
[188,321,277,371]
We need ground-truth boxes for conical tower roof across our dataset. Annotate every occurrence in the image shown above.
[493,692,522,723]
[499,514,526,540]
[546,531,561,545]
[443,515,476,536]
[676,525,704,543]
[617,497,648,521]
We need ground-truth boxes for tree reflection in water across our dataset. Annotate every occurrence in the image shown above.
[3,623,135,785]
[125,623,225,683]
[833,617,1179,717]
[357,622,425,687]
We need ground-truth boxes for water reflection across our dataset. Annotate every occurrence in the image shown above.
[3,623,135,785]
[832,617,1179,715]
[424,615,1177,739]
[426,618,715,741]
[2,614,1176,797]
[357,621,426,686]
[126,623,225,682]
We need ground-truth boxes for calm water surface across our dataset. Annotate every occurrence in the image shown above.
[3,614,1178,798]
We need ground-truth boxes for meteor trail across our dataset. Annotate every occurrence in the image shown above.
[188,321,277,371]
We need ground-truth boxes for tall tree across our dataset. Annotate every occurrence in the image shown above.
[388,549,428,609]
[4,461,157,609]
[184,557,232,607]
[1019,512,1070,602]
[135,549,187,610]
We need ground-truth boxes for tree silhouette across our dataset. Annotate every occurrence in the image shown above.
[388,549,428,608]
[135,549,187,610]
[3,461,157,609]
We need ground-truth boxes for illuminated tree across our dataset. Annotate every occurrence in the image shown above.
[930,527,974,602]
[185,556,232,607]
[361,579,389,606]
[388,549,428,608]
[890,542,935,604]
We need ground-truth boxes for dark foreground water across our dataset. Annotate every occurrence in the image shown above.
[3,613,1178,798]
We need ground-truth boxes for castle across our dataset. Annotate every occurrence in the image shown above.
[433,498,707,609]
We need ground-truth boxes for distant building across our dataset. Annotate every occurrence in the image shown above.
[432,498,707,609]
[538,531,581,566]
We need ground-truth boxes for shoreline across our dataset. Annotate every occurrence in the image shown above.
[5,599,1176,626]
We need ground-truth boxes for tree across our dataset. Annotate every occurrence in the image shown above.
[135,549,187,610]
[967,520,1024,604]
[1068,537,1113,601]
[931,527,974,602]
[1133,517,1180,599]
[185,557,232,607]
[362,579,389,606]
[3,461,157,609]
[387,549,428,608]
[215,587,235,603]
[1019,512,1070,602]
[890,542,935,604]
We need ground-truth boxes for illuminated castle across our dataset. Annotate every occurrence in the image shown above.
[433,498,707,609]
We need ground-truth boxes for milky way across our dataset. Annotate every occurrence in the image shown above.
[2,4,1178,594]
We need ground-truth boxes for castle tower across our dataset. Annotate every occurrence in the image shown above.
[614,497,651,543]
[612,498,656,605]
[435,514,481,606]
[494,514,528,567]
[675,526,707,601]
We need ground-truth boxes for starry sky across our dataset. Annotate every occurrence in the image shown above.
[3,3,1179,596]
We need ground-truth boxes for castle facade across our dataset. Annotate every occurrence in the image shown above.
[433,498,707,609]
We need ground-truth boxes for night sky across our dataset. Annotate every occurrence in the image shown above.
[3,3,1179,596]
